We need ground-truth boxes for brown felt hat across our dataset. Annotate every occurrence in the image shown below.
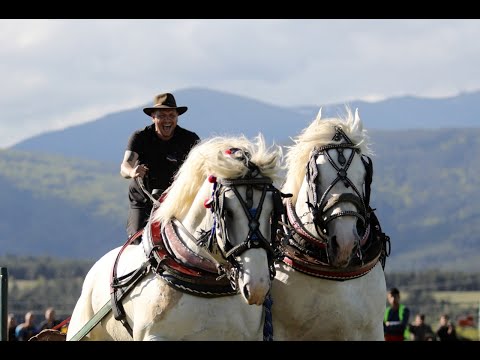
[143,93,188,117]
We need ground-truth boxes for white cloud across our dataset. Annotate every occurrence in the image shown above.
[0,19,479,147]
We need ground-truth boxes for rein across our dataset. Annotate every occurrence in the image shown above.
[136,177,162,208]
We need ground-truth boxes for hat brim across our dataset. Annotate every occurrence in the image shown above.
[143,106,188,117]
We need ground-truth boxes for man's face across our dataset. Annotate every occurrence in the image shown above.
[152,109,178,140]
[387,293,399,306]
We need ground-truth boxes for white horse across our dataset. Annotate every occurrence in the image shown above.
[271,108,389,340]
[66,135,284,341]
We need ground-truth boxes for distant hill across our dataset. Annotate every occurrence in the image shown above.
[11,88,311,163]
[11,88,480,163]
[2,126,480,272]
[5,88,480,272]
[369,127,480,272]
[296,90,480,130]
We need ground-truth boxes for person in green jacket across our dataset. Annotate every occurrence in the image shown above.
[383,287,410,341]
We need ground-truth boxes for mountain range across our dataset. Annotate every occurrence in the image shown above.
[2,87,480,273]
[11,88,480,163]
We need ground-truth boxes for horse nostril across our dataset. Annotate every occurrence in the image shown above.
[243,285,250,300]
[356,219,365,237]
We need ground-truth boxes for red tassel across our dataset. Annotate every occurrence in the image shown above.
[208,175,217,183]
[204,198,213,208]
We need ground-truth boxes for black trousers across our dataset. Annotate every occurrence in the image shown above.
[126,206,152,244]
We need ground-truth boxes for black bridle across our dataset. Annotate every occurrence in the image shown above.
[306,126,371,241]
[200,149,285,289]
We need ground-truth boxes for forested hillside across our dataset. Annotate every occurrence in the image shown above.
[0,149,128,259]
[1,126,480,271]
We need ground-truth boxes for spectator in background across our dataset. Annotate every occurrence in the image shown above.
[7,313,18,341]
[383,287,410,341]
[15,311,38,341]
[38,307,62,331]
[436,313,458,341]
[408,313,435,341]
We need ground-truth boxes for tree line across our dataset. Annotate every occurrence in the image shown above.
[2,256,479,323]
[4,256,480,289]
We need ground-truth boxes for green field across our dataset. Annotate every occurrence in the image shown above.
[457,327,479,341]
[9,279,39,291]
[431,291,480,304]
[403,291,479,341]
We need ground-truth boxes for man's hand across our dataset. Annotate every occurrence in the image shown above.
[132,164,149,178]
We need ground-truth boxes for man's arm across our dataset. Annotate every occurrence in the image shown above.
[120,150,148,179]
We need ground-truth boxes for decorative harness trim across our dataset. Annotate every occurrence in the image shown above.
[279,206,386,281]
[285,197,327,248]
[281,252,380,280]
[162,219,219,274]
[143,218,238,297]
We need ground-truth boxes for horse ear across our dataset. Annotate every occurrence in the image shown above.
[354,108,363,130]
[315,107,322,121]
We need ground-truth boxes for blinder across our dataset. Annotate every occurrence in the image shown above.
[205,157,285,287]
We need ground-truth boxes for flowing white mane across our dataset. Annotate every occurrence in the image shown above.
[282,107,373,203]
[153,134,283,224]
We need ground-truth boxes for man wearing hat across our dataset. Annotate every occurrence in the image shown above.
[120,92,200,242]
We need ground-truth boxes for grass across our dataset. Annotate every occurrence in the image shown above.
[457,327,479,341]
[433,291,479,341]
[431,291,480,304]
[9,279,39,291]
[399,291,479,341]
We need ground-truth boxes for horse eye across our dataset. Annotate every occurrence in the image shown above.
[224,209,233,218]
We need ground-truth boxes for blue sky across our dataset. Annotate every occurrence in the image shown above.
[1,19,479,148]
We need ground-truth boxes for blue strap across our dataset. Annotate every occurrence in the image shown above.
[263,293,274,341]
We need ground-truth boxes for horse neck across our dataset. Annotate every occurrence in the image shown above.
[175,182,218,263]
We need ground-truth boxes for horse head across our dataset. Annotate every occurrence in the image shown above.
[152,134,284,305]
[270,108,387,341]
[282,108,373,268]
